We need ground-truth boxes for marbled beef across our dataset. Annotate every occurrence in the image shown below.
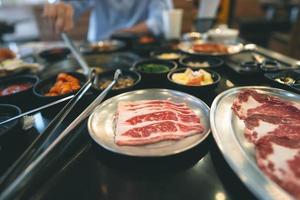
[115,100,204,146]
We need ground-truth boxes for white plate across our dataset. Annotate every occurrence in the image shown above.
[88,89,210,157]
[210,86,300,200]
[178,41,244,56]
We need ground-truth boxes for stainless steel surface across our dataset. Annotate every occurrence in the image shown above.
[251,53,265,63]
[80,39,125,53]
[256,46,300,68]
[0,69,122,200]
[61,33,90,75]
[178,41,244,56]
[210,86,300,200]
[38,53,139,79]
[0,95,73,126]
[88,89,210,157]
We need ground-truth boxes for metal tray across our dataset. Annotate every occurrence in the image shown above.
[210,86,300,200]
[80,40,125,53]
[178,41,244,56]
[88,89,210,157]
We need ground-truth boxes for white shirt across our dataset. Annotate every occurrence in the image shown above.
[66,0,173,41]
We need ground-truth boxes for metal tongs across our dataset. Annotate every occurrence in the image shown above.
[0,34,121,199]
[0,33,95,189]
[0,33,122,199]
[0,33,90,126]
[0,69,122,200]
[0,68,97,191]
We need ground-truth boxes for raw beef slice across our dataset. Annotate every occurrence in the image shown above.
[115,100,204,146]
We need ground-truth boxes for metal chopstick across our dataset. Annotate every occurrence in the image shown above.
[61,32,90,76]
[0,69,122,200]
[0,95,73,126]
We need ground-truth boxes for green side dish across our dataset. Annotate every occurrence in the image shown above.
[138,64,170,73]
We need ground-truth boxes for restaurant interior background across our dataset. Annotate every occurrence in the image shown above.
[1,1,300,200]
[0,0,299,59]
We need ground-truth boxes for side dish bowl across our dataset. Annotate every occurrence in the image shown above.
[133,59,177,88]
[0,75,39,104]
[92,69,141,97]
[167,68,221,94]
[33,72,87,102]
[179,55,224,69]
[39,47,70,62]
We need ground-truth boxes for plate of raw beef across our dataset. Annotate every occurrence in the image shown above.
[88,89,210,157]
[210,86,300,200]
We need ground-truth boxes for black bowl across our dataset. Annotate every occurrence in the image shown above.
[0,75,39,106]
[150,49,183,62]
[132,35,161,57]
[179,55,224,69]
[33,72,87,103]
[0,104,21,137]
[260,60,281,72]
[0,104,23,174]
[240,61,260,72]
[167,68,221,95]
[133,59,177,88]
[264,70,300,93]
[39,47,70,62]
[80,40,126,54]
[92,70,141,98]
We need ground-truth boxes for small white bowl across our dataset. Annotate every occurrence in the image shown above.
[208,28,239,43]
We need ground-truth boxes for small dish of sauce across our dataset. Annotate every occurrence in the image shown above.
[0,83,32,96]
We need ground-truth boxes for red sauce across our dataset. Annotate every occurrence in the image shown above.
[0,83,32,96]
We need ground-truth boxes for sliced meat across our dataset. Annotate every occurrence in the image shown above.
[115,100,204,146]
[119,100,193,114]
[248,103,300,119]
[121,100,188,109]
[232,89,300,199]
[116,121,203,146]
[232,89,298,119]
[125,111,200,125]
[244,114,300,143]
[256,135,300,199]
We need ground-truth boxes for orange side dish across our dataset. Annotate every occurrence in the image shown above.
[45,73,81,96]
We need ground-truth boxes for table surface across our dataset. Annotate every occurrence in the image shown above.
[1,41,297,200]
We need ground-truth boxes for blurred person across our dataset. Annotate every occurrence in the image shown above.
[43,0,173,41]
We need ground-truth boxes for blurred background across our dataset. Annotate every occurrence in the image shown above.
[0,0,299,59]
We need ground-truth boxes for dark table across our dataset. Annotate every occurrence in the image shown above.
[1,41,298,200]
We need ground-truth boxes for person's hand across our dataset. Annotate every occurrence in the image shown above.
[43,2,74,34]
